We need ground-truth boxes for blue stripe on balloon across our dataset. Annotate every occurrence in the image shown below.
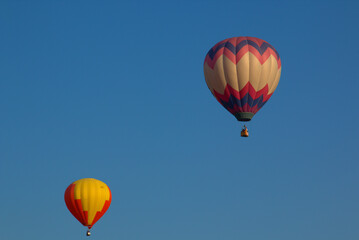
[218,93,268,112]
[207,39,280,60]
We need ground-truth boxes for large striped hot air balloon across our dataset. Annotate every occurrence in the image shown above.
[203,37,281,136]
[64,178,112,236]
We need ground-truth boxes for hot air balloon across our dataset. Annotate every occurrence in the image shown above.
[64,178,112,236]
[203,37,281,137]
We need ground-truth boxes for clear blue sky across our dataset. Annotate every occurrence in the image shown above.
[0,1,358,239]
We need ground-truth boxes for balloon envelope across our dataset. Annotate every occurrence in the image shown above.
[203,36,281,121]
[64,178,112,229]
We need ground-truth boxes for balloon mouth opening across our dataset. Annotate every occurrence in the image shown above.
[234,112,254,121]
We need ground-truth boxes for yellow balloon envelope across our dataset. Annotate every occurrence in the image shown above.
[64,178,112,232]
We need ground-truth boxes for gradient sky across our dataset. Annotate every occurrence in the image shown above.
[0,1,358,240]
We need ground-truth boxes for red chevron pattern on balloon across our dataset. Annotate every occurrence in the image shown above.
[204,37,281,69]
[213,82,273,114]
[91,200,111,228]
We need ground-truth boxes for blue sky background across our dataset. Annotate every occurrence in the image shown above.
[0,1,358,239]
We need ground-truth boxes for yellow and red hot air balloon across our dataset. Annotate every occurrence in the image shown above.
[203,36,281,137]
[64,178,112,236]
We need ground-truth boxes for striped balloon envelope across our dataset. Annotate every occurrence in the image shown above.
[204,36,281,122]
[64,178,112,234]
